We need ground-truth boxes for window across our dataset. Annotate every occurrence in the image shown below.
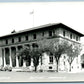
[25,36,28,41]
[64,56,66,59]
[6,40,8,44]
[18,37,21,42]
[12,38,14,43]
[64,62,65,65]
[73,35,75,39]
[53,30,55,36]
[76,36,78,41]
[63,30,65,37]
[70,33,72,39]
[49,66,52,69]
[49,31,52,37]
[42,32,44,36]
[49,56,53,63]
[33,34,36,39]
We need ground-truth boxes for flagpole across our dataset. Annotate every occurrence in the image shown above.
[30,9,34,27]
[33,9,34,27]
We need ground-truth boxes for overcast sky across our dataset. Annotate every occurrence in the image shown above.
[0,2,84,43]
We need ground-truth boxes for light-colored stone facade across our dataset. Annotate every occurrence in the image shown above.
[0,23,83,72]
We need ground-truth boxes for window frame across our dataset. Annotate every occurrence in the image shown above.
[12,38,14,43]
[25,35,28,41]
[18,37,21,42]
[33,34,36,39]
[49,56,53,64]
[49,30,52,37]
[63,30,65,37]
[70,33,72,39]
[6,39,8,44]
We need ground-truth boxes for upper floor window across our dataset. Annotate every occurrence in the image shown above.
[79,37,80,41]
[18,37,21,42]
[70,33,72,39]
[49,31,52,37]
[64,56,66,59]
[73,35,75,39]
[33,34,36,39]
[25,36,28,41]
[76,36,78,41]
[63,30,65,37]
[6,39,8,44]
[42,32,44,37]
[12,38,14,43]
[49,56,53,63]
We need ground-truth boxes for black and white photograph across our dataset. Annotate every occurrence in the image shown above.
[0,0,84,82]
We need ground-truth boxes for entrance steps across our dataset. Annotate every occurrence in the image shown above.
[12,67,31,72]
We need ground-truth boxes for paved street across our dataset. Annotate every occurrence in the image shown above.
[0,71,84,82]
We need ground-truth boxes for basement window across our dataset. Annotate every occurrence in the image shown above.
[49,66,52,69]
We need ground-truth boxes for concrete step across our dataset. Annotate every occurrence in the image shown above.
[12,67,31,72]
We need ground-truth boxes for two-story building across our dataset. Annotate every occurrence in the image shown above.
[0,23,83,72]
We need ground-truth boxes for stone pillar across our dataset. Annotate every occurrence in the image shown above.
[16,47,19,67]
[37,58,41,71]
[22,45,26,67]
[9,47,12,67]
[23,60,26,67]
[4,48,6,67]
[29,58,34,71]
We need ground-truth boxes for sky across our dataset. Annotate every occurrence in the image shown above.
[0,2,84,43]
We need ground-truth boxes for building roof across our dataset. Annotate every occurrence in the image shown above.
[0,23,83,39]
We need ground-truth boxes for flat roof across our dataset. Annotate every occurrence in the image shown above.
[0,23,83,39]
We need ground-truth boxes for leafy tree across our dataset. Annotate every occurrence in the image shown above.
[66,44,81,71]
[53,41,70,72]
[31,43,42,72]
[41,40,70,72]
[17,46,31,66]
[17,43,42,72]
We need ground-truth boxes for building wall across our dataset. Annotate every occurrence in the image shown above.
[0,25,82,72]
[58,28,80,42]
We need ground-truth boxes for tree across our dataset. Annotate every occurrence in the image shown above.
[31,43,42,72]
[41,40,70,72]
[66,43,81,71]
[53,41,70,72]
[17,46,31,66]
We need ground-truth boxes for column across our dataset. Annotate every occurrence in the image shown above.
[37,58,41,71]
[22,45,26,67]
[4,48,6,67]
[29,58,34,71]
[23,59,26,67]
[9,47,12,67]
[16,47,19,67]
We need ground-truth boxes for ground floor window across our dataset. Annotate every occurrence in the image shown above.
[82,63,84,68]
[49,56,53,64]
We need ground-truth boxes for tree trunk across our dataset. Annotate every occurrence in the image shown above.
[35,66,37,72]
[56,62,58,72]
[69,63,71,72]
